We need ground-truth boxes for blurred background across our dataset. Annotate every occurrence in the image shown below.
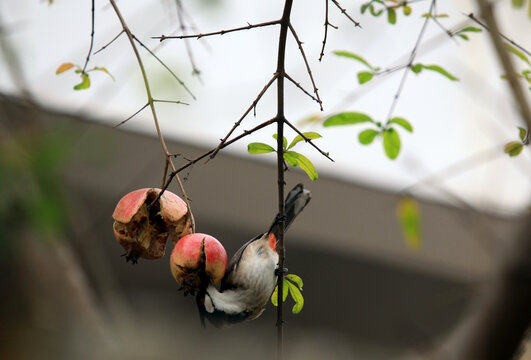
[1,0,531,359]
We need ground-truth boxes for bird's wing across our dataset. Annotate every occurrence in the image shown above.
[220,233,264,291]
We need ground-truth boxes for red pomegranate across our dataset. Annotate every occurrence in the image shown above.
[170,233,227,295]
[112,188,192,263]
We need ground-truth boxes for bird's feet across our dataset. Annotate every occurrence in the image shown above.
[275,267,288,276]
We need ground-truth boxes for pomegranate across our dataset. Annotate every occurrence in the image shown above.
[112,188,192,263]
[170,233,227,295]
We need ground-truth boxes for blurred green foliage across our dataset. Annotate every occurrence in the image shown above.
[0,124,71,256]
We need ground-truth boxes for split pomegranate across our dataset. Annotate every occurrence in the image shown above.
[112,188,192,263]
[170,233,227,295]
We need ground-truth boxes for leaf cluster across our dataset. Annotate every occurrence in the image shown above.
[271,273,304,314]
[323,112,413,160]
[334,51,459,84]
[360,0,413,25]
[248,132,322,180]
[56,62,114,90]
[504,127,528,157]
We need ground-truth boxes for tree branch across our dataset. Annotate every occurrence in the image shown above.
[208,74,279,161]
[330,0,361,28]
[288,23,323,111]
[153,20,281,41]
[385,0,435,123]
[157,118,278,199]
[284,73,321,106]
[108,0,195,232]
[284,117,334,162]
[466,12,531,58]
[475,2,531,131]
[81,0,95,74]
[275,1,295,359]
[133,35,195,100]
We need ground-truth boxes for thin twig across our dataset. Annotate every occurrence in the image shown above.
[288,24,323,111]
[81,0,96,74]
[330,19,469,114]
[133,35,195,100]
[153,20,281,41]
[330,0,361,28]
[94,30,124,55]
[108,0,195,232]
[176,0,201,78]
[153,99,189,105]
[284,118,334,162]
[319,0,337,62]
[467,12,531,58]
[113,103,149,128]
[284,73,321,106]
[432,17,458,43]
[385,0,435,123]
[208,74,279,160]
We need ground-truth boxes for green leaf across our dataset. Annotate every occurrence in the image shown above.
[504,141,524,157]
[287,132,322,149]
[403,5,412,16]
[361,2,370,14]
[387,8,397,24]
[286,281,304,314]
[518,127,527,141]
[248,142,275,154]
[388,117,413,132]
[357,71,374,84]
[421,64,459,81]
[358,129,380,145]
[284,151,318,180]
[435,14,449,18]
[458,34,469,41]
[56,62,74,74]
[458,26,482,33]
[504,43,530,65]
[421,13,433,18]
[333,51,378,72]
[73,73,91,90]
[283,151,299,167]
[410,63,459,81]
[410,64,423,73]
[286,274,303,289]
[512,0,524,8]
[271,280,289,306]
[323,112,374,127]
[90,66,115,81]
[273,134,288,149]
[397,196,421,250]
[369,4,384,17]
[383,128,401,159]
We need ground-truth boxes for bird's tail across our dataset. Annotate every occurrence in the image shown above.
[268,184,311,239]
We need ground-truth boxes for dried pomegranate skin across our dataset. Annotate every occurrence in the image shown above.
[170,233,227,294]
[112,188,191,263]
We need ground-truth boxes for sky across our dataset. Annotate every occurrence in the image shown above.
[1,0,531,215]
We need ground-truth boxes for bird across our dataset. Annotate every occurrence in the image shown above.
[196,183,311,328]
